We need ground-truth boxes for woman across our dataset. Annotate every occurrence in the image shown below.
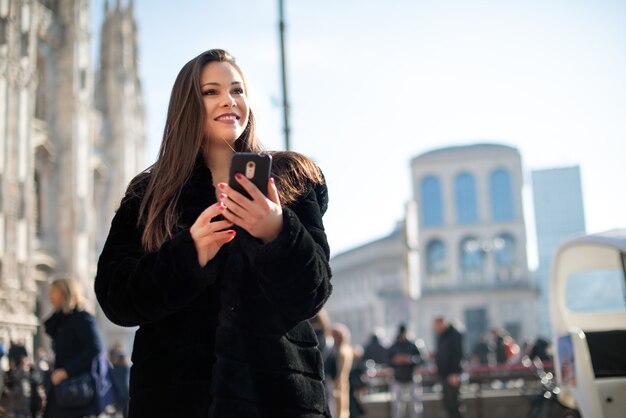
[330,324,353,418]
[44,278,102,418]
[95,49,332,417]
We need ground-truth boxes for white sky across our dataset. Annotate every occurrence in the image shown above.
[93,0,626,267]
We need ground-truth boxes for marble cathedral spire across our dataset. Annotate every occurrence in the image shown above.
[95,0,145,246]
[94,0,146,347]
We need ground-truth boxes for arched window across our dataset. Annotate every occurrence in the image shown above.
[426,239,447,285]
[495,233,517,281]
[421,176,444,227]
[460,237,485,284]
[489,169,515,221]
[455,172,478,224]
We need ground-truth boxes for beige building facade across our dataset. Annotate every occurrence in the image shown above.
[0,0,144,355]
[326,224,411,347]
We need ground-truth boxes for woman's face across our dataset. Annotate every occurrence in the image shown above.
[200,61,250,147]
[48,286,64,310]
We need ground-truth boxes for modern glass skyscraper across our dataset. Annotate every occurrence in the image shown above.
[532,166,586,338]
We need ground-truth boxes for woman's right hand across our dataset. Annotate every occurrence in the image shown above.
[190,202,236,267]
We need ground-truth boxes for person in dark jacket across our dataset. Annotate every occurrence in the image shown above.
[527,337,551,362]
[95,49,332,418]
[108,343,130,418]
[44,278,103,418]
[491,328,507,364]
[433,317,464,418]
[388,324,424,418]
[7,340,27,370]
[363,329,388,366]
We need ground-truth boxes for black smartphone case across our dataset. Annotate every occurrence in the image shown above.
[228,153,273,199]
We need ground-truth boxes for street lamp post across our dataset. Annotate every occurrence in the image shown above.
[278,0,290,151]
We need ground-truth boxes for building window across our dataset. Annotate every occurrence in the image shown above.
[34,171,42,237]
[455,172,478,224]
[464,307,488,356]
[421,176,444,227]
[0,18,7,46]
[80,69,87,90]
[495,233,517,281]
[426,239,447,285]
[489,169,515,221]
[19,181,26,218]
[460,237,485,284]
[20,31,29,57]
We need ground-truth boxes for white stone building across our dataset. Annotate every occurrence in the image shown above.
[411,144,538,353]
[326,223,412,347]
[327,144,540,352]
[0,0,144,355]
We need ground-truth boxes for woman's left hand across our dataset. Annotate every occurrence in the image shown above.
[217,175,283,244]
[51,368,68,385]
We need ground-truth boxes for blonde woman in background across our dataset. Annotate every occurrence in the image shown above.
[43,278,103,418]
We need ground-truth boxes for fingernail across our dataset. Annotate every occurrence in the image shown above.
[228,230,236,235]
[218,193,227,200]
[270,177,275,184]
[217,202,225,209]
[217,183,226,191]
[235,173,242,180]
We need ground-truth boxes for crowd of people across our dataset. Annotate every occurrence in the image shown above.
[470,329,551,367]
[310,311,553,418]
[310,311,466,418]
[0,278,129,418]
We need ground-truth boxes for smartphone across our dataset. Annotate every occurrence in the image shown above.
[228,152,272,200]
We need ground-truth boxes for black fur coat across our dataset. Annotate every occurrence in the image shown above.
[94,159,332,417]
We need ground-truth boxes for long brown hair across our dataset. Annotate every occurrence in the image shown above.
[137,49,323,252]
[138,49,260,251]
[269,150,324,204]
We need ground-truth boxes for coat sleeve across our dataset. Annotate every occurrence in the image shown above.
[450,332,464,374]
[240,181,332,325]
[94,187,221,327]
[63,312,102,377]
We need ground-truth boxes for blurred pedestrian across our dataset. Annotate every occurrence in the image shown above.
[5,356,31,418]
[433,317,464,418]
[32,347,50,416]
[348,346,366,418]
[470,334,489,366]
[29,363,45,418]
[490,328,507,364]
[94,49,332,417]
[330,324,353,418]
[0,338,6,403]
[363,329,388,366]
[8,340,27,371]
[43,277,103,418]
[388,324,424,418]
[527,337,551,362]
[108,343,130,418]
